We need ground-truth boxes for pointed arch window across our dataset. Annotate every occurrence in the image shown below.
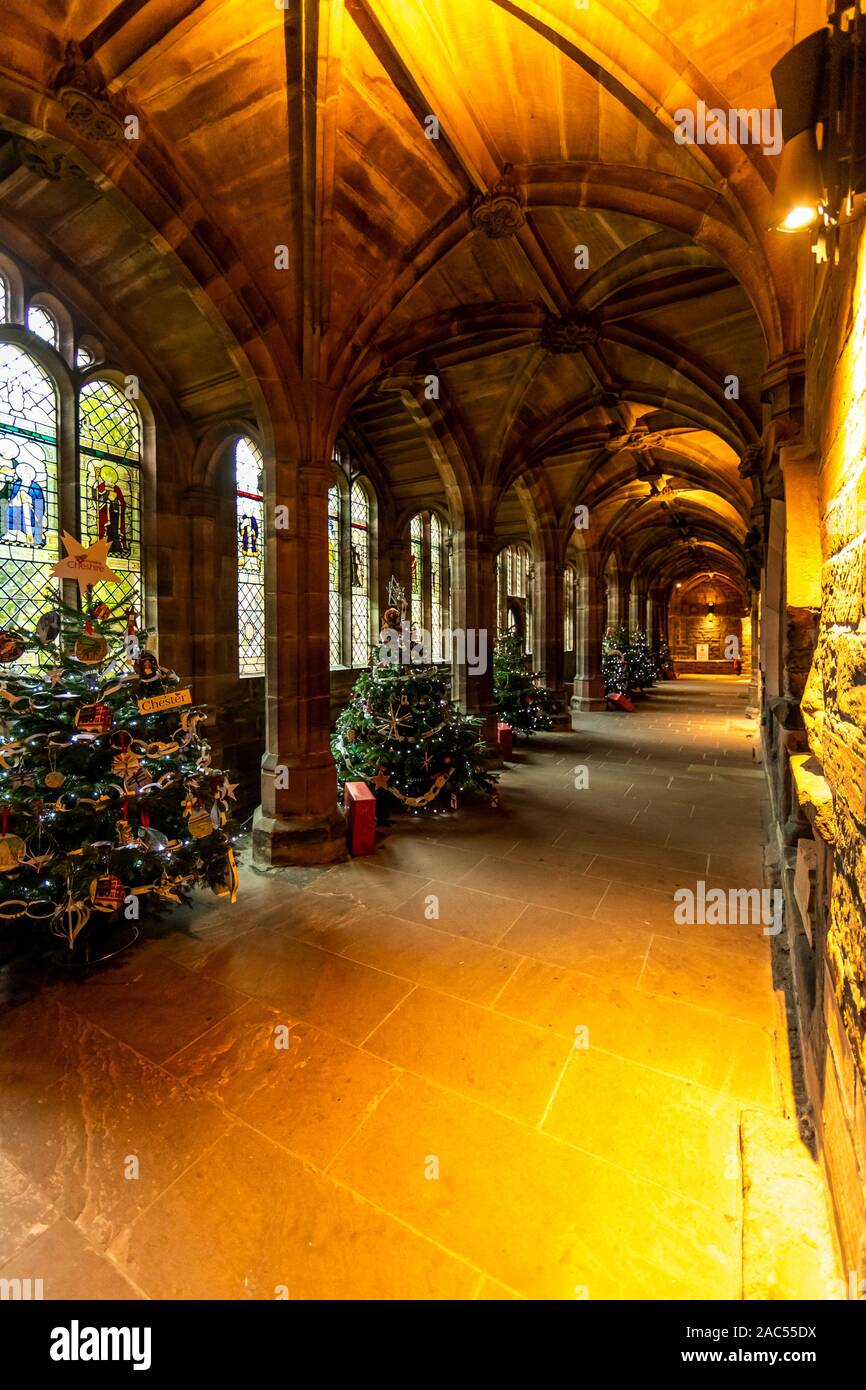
[79,379,142,617]
[406,510,450,660]
[235,436,265,677]
[350,484,371,666]
[498,543,532,652]
[328,483,343,666]
[410,514,424,634]
[27,305,58,349]
[564,565,576,650]
[0,344,59,636]
[430,511,444,661]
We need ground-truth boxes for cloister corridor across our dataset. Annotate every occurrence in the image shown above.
[0,677,840,1301]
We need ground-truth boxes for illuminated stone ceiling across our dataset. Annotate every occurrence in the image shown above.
[0,0,827,588]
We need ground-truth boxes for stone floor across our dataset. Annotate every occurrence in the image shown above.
[0,677,841,1299]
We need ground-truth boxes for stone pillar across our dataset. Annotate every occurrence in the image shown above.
[571,564,606,715]
[253,456,346,865]
[532,550,562,692]
[450,525,499,752]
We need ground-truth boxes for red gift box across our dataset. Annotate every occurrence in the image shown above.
[497,722,513,759]
[608,692,636,712]
[344,780,376,856]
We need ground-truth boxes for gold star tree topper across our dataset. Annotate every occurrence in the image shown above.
[52,532,120,593]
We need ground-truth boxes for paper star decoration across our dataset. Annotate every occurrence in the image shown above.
[52,532,120,593]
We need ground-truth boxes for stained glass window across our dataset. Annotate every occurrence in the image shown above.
[410,513,423,634]
[0,277,8,324]
[0,344,60,638]
[235,435,265,677]
[328,484,343,666]
[350,484,370,667]
[27,305,58,348]
[431,511,443,661]
[79,379,142,619]
[76,346,94,369]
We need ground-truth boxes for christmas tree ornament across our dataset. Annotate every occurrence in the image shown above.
[75,702,113,734]
[0,833,26,871]
[51,531,120,593]
[187,807,214,839]
[35,610,61,643]
[74,632,109,664]
[134,651,159,680]
[111,747,140,778]
[114,818,134,846]
[23,823,59,871]
[44,746,65,788]
[92,601,112,623]
[90,875,126,911]
[212,845,239,901]
[123,766,150,793]
[0,632,25,663]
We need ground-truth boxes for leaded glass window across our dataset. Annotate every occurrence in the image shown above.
[410,513,423,633]
[564,567,576,649]
[235,436,265,677]
[27,305,58,349]
[79,379,142,618]
[350,485,370,667]
[76,346,94,369]
[0,277,8,324]
[430,511,443,661]
[0,344,59,637]
[328,484,343,666]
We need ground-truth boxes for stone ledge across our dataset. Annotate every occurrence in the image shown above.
[790,753,837,844]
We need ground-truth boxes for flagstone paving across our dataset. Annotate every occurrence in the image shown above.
[0,677,840,1299]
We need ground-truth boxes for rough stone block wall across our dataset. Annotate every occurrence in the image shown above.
[803,219,866,1090]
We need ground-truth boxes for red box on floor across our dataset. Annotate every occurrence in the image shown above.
[608,692,636,712]
[344,780,376,855]
[497,722,513,759]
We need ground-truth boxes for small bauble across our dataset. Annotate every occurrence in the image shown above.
[0,631,25,663]
[44,770,65,789]
[0,833,26,871]
[76,702,113,734]
[35,610,60,643]
[91,874,126,910]
[74,633,108,665]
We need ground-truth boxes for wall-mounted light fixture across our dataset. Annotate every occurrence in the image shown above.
[707,601,716,625]
[770,2,866,261]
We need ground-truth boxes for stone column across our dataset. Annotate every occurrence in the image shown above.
[450,525,500,752]
[532,550,563,692]
[571,564,606,715]
[253,456,346,865]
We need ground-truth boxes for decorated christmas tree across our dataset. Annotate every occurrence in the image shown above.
[493,632,557,736]
[0,543,238,959]
[332,579,496,817]
[602,624,630,694]
[626,629,656,692]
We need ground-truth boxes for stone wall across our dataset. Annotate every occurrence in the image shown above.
[797,217,866,1278]
[803,219,866,1090]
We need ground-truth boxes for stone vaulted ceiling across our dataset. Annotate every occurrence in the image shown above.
[0,0,826,588]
